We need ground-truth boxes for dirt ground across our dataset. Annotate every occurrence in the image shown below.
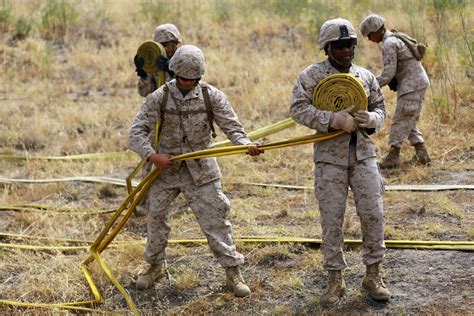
[106,245,473,315]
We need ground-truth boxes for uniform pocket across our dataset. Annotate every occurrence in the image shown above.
[377,163,386,194]
[314,164,323,200]
[401,100,419,116]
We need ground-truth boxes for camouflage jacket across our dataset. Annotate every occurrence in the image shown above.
[129,80,252,185]
[290,59,385,166]
[377,30,430,96]
[137,72,174,97]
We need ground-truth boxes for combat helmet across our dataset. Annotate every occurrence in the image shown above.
[169,45,206,79]
[360,14,385,37]
[154,23,182,43]
[318,18,357,49]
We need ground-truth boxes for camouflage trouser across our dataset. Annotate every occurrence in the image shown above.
[144,163,244,267]
[314,145,386,270]
[137,161,153,209]
[389,88,426,148]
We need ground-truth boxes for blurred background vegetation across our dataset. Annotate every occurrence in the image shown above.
[0,0,472,156]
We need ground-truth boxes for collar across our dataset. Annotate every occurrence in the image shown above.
[169,80,202,101]
[324,59,360,77]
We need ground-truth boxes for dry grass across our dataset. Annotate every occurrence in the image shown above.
[0,0,473,314]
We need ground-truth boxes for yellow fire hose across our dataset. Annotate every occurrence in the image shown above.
[125,117,297,195]
[2,232,473,251]
[0,204,115,215]
[0,125,473,314]
[313,73,368,112]
[0,151,134,161]
[2,74,467,314]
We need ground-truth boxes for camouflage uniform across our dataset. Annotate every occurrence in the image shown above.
[137,23,182,97]
[378,30,429,148]
[129,79,252,267]
[138,72,174,97]
[135,24,182,215]
[290,59,387,270]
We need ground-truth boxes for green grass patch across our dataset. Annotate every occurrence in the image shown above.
[428,195,464,219]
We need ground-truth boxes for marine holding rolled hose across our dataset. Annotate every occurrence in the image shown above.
[132,23,182,216]
[134,23,182,97]
[290,18,390,307]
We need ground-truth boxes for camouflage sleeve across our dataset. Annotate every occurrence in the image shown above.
[208,86,251,145]
[290,68,333,133]
[129,91,161,160]
[377,39,398,87]
[137,75,156,97]
[367,72,386,131]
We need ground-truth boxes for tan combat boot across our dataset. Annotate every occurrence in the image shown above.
[320,270,346,308]
[379,146,400,169]
[409,142,431,165]
[136,262,165,290]
[225,266,251,297]
[362,263,391,301]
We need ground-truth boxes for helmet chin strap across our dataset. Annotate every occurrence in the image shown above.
[176,77,200,95]
[327,42,354,69]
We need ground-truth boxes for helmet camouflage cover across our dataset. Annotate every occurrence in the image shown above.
[360,14,385,37]
[169,45,206,79]
[154,23,182,43]
[318,18,357,49]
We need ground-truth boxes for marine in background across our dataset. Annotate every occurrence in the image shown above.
[134,23,181,97]
[360,14,431,169]
[133,23,182,216]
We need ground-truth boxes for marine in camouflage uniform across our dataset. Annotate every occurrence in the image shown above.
[129,45,262,297]
[360,14,431,168]
[133,23,182,216]
[134,23,182,97]
[290,18,390,307]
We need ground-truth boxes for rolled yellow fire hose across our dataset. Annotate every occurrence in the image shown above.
[137,41,167,85]
[313,73,368,112]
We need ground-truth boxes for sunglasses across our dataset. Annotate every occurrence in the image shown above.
[331,39,356,49]
[177,76,200,82]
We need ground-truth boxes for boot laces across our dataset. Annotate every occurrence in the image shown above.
[368,270,385,288]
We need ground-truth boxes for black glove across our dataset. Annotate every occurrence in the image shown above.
[388,78,398,91]
[156,55,170,72]
[133,54,147,79]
